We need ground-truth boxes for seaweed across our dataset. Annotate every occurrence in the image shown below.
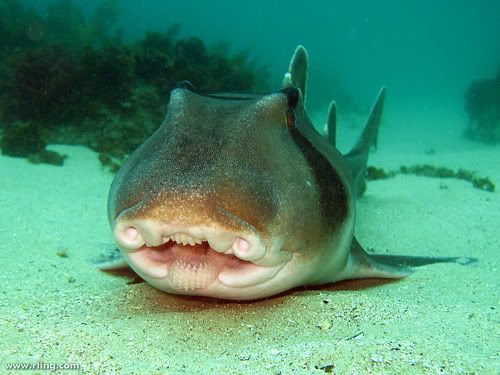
[79,45,134,109]
[0,121,66,165]
[27,149,67,166]
[134,31,174,85]
[0,0,270,168]
[366,166,396,180]
[44,0,88,49]
[87,0,122,48]
[133,33,267,97]
[464,65,500,143]
[5,46,81,125]
[98,153,121,173]
[0,121,45,156]
[366,164,495,193]
[0,0,44,52]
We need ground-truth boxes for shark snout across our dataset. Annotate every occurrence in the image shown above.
[111,217,291,293]
[113,218,266,262]
[108,188,292,295]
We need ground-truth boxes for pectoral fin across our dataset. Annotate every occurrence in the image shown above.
[94,247,130,271]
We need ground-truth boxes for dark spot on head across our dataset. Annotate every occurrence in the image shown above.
[280,87,300,109]
[290,129,349,229]
[286,109,296,128]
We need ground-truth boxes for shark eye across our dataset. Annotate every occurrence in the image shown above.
[280,87,300,129]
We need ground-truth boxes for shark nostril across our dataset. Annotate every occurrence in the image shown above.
[234,238,250,252]
[232,237,261,261]
[124,226,139,241]
[114,223,146,251]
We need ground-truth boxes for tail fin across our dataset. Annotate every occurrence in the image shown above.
[345,87,386,196]
[348,237,478,280]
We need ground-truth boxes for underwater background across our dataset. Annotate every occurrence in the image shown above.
[0,0,499,374]
[28,0,500,109]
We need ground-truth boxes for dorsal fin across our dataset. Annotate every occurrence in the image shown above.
[282,45,309,105]
[344,87,386,196]
[349,87,386,155]
[326,100,337,146]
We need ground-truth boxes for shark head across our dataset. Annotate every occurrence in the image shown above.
[108,82,355,300]
[105,46,420,300]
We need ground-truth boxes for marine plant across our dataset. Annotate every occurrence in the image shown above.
[366,164,495,192]
[0,0,43,53]
[134,31,175,87]
[44,0,88,49]
[5,45,80,125]
[0,120,66,165]
[0,0,270,167]
[464,65,500,143]
[0,121,45,157]
[79,45,135,109]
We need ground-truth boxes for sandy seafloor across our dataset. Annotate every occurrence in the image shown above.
[0,106,499,374]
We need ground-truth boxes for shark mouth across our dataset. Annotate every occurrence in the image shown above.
[113,221,288,291]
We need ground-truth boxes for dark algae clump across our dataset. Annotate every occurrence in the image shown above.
[367,164,495,192]
[365,166,396,180]
[0,121,67,166]
[0,121,45,157]
[0,0,269,168]
[7,46,81,125]
[464,65,500,143]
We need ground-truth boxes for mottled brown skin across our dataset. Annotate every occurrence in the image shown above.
[108,89,349,265]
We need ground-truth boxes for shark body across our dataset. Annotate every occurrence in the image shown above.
[102,46,474,300]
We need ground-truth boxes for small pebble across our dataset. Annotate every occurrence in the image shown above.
[269,348,280,355]
[315,364,335,373]
[56,249,68,258]
[371,355,384,363]
[317,320,331,331]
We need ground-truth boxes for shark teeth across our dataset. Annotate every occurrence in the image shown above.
[165,234,235,255]
[115,221,266,262]
[168,233,203,246]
